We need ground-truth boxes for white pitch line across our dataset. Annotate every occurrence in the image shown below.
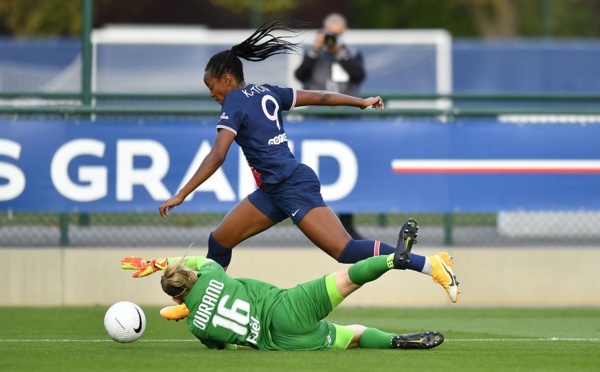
[0,339,197,342]
[448,338,600,342]
[1,338,599,342]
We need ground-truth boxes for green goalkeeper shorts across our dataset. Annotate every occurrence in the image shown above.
[269,275,353,350]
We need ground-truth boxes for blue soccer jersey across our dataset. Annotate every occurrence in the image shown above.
[216,84,299,185]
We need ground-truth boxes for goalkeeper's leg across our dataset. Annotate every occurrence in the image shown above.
[330,254,395,301]
[336,324,444,350]
[327,257,445,350]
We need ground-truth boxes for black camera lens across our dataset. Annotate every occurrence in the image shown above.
[324,32,337,47]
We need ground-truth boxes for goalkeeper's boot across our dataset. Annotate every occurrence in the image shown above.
[393,218,419,269]
[392,331,444,349]
[160,304,190,321]
[430,252,459,303]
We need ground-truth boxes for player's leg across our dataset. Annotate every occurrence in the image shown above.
[211,198,277,247]
[297,205,432,275]
[261,163,392,263]
[339,324,444,350]
[209,189,286,268]
[296,205,399,262]
[331,233,460,304]
[296,206,351,259]
[266,164,447,287]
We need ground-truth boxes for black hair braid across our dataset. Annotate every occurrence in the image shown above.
[205,19,310,82]
[231,19,308,61]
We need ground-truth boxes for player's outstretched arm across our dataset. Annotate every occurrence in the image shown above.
[158,129,236,219]
[295,90,384,110]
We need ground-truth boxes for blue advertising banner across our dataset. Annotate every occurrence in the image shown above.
[1,119,599,213]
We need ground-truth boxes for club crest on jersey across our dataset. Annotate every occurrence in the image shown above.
[267,133,287,145]
[219,113,229,121]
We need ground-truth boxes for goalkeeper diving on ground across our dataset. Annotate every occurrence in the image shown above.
[121,218,459,351]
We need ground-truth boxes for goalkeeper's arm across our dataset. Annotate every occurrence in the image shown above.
[121,255,214,278]
[166,256,213,271]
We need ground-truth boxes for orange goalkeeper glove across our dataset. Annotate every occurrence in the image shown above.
[121,256,168,278]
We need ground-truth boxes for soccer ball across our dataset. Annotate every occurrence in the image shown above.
[103,301,146,343]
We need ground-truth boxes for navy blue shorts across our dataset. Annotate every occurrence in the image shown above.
[248,163,327,224]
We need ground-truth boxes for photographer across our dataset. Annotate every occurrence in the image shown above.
[294,13,366,239]
[295,13,365,96]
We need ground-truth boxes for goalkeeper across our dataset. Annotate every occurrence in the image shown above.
[122,220,456,351]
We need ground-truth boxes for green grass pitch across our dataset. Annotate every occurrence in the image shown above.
[1,307,599,371]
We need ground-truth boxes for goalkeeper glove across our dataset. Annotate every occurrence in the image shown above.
[121,256,168,278]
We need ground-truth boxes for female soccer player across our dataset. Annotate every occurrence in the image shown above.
[122,246,448,351]
[157,20,458,303]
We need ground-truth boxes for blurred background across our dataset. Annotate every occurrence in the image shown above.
[1,1,600,308]
[2,0,600,36]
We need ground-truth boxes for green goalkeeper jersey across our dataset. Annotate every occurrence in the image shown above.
[183,258,286,350]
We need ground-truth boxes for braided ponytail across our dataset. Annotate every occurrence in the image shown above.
[205,19,309,82]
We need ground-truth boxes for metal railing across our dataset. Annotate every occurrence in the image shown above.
[3,91,600,101]
[2,92,600,119]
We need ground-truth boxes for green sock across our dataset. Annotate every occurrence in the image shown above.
[359,328,396,349]
[347,254,394,286]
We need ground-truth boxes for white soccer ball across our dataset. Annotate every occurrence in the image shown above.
[103,301,146,343]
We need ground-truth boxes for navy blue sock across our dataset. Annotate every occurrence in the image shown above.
[337,239,427,272]
[207,233,232,269]
[406,253,426,272]
[337,239,395,263]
